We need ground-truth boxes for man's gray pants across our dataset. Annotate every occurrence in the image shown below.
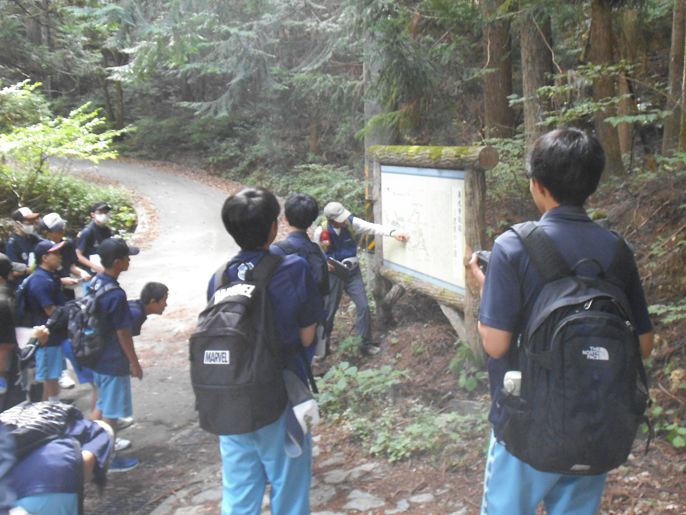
[324,271,372,350]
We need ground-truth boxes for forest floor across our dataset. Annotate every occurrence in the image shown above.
[83,157,686,515]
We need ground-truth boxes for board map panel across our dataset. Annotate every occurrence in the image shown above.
[381,165,466,295]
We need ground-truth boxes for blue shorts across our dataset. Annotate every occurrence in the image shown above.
[93,372,132,419]
[14,493,78,515]
[220,409,312,515]
[481,432,607,515]
[35,345,64,381]
[61,339,94,384]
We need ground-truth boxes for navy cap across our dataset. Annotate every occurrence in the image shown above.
[97,237,139,263]
[34,239,66,264]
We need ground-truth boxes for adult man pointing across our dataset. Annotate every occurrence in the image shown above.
[314,202,408,356]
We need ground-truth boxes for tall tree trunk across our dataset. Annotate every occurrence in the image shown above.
[41,0,52,96]
[590,0,623,174]
[617,8,639,155]
[364,33,395,318]
[112,50,125,130]
[664,0,686,156]
[617,73,633,155]
[521,9,553,147]
[678,36,686,151]
[483,0,514,139]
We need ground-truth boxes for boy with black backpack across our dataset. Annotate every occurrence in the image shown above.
[87,237,142,473]
[470,128,654,515]
[271,193,329,357]
[198,187,325,515]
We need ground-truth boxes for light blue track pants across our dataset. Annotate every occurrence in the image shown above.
[219,409,312,515]
[481,433,608,515]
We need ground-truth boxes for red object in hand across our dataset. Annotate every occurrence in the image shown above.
[321,230,331,246]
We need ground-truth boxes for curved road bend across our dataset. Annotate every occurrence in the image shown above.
[64,158,239,447]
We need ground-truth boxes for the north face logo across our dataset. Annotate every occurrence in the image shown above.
[582,347,610,361]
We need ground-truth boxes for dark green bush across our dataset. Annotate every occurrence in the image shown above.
[243,164,366,217]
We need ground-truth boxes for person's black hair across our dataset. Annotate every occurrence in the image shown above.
[525,128,606,206]
[141,282,168,305]
[221,187,281,250]
[284,193,319,230]
[100,254,116,269]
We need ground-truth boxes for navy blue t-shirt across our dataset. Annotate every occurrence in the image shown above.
[11,419,111,499]
[91,273,133,376]
[479,205,653,439]
[76,221,112,261]
[128,299,147,337]
[26,267,65,347]
[207,250,326,383]
[5,233,39,267]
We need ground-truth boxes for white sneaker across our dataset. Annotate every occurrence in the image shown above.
[59,372,75,389]
[117,417,134,430]
[115,438,132,452]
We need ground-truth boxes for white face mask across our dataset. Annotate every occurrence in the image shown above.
[20,223,34,235]
[95,213,110,224]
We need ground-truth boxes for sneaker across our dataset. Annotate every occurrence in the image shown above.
[117,417,134,430]
[109,455,138,473]
[361,345,382,356]
[115,438,132,452]
[59,371,75,390]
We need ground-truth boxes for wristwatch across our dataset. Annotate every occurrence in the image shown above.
[390,229,396,237]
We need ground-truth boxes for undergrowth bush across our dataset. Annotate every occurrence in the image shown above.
[317,361,489,462]
[244,164,366,216]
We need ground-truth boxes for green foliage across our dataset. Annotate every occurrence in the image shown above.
[649,300,686,324]
[317,360,489,461]
[316,361,407,413]
[243,164,366,217]
[449,340,486,392]
[0,82,51,133]
[0,96,126,207]
[338,336,362,355]
[645,401,686,449]
[0,103,124,172]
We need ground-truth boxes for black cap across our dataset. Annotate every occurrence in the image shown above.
[97,237,140,263]
[90,201,110,214]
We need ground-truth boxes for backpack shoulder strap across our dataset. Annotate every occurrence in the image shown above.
[211,262,230,291]
[606,231,635,285]
[248,254,283,284]
[511,221,572,284]
[273,239,297,255]
[345,217,356,242]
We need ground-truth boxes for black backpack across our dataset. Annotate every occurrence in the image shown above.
[499,222,650,475]
[14,274,36,328]
[273,239,330,297]
[0,401,82,457]
[68,283,121,369]
[189,254,289,435]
